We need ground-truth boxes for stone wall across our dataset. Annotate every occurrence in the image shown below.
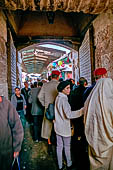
[0,10,17,99]
[93,10,113,78]
[0,10,8,98]
[7,29,17,99]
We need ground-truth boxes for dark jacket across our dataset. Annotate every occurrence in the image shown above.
[28,87,44,116]
[21,87,31,105]
[83,82,96,103]
[69,85,86,111]
[69,85,87,138]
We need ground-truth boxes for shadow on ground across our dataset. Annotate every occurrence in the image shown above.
[20,123,58,170]
[20,123,90,170]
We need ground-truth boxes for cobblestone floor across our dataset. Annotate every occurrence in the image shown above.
[20,123,89,170]
[20,124,58,170]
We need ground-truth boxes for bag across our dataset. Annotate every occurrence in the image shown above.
[71,122,74,136]
[11,157,20,170]
[45,103,55,120]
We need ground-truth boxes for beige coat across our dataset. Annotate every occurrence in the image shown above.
[38,79,59,139]
[84,78,113,170]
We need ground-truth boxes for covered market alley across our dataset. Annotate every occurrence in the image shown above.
[0,0,113,170]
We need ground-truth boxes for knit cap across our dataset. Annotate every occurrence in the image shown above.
[57,80,70,92]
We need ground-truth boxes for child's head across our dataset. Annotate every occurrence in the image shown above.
[57,81,70,95]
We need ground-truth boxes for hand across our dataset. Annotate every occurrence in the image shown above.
[13,152,19,158]
[0,96,2,102]
[24,105,27,109]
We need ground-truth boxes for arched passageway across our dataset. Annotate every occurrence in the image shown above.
[18,41,78,87]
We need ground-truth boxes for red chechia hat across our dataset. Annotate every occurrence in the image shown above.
[52,70,60,76]
[94,68,107,76]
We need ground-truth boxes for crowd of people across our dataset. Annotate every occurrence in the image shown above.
[0,67,113,170]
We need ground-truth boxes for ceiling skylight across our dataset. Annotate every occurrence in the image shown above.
[39,44,70,54]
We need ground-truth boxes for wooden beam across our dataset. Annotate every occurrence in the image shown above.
[23,58,47,62]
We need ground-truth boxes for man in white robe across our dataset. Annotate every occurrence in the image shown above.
[84,78,113,170]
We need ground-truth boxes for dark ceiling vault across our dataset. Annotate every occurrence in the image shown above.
[4,10,96,49]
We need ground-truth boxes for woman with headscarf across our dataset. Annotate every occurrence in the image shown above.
[84,78,113,170]
[54,81,83,170]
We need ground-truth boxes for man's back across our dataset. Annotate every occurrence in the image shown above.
[38,79,59,108]
[30,87,44,116]
[69,85,86,111]
[38,79,59,140]
[21,87,31,103]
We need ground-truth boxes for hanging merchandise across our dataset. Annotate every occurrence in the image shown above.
[67,57,69,63]
[52,62,56,67]
[69,64,72,67]
[49,63,53,69]
[58,60,62,66]
[61,61,65,67]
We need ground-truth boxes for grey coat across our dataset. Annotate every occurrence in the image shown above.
[38,79,59,139]
[0,96,24,170]
[28,87,44,116]
[11,94,26,115]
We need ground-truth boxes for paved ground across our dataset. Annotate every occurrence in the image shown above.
[19,123,90,170]
[20,124,58,170]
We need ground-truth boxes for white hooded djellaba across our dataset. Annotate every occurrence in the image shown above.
[84,78,113,170]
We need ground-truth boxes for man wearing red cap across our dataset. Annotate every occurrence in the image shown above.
[84,75,113,170]
[83,67,107,102]
[38,69,60,154]
[51,70,61,76]
[93,67,107,80]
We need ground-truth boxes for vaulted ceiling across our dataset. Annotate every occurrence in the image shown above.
[1,0,112,74]
[20,43,68,73]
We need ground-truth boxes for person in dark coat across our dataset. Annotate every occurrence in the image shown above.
[67,78,75,90]
[28,81,44,142]
[21,81,32,123]
[69,77,88,141]
[0,96,24,170]
[69,77,89,170]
